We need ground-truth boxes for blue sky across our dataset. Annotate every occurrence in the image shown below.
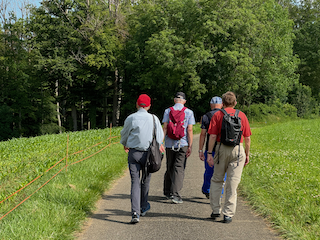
[6,0,41,19]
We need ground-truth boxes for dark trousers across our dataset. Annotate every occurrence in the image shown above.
[163,146,188,197]
[128,149,151,215]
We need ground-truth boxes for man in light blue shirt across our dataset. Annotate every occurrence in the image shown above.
[162,92,195,204]
[121,94,164,224]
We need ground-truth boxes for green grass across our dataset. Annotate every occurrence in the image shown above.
[240,119,320,239]
[2,120,320,239]
[0,128,128,240]
[193,123,201,134]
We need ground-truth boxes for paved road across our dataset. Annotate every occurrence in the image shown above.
[77,134,280,240]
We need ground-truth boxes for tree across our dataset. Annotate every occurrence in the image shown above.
[29,0,127,131]
[124,0,211,118]
[291,0,320,101]
[199,0,299,105]
[123,0,299,121]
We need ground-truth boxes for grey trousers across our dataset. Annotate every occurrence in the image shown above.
[128,149,151,215]
[163,146,188,197]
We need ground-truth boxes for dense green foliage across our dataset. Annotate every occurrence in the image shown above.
[0,128,127,239]
[241,119,320,239]
[0,0,319,140]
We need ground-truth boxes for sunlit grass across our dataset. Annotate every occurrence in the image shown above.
[240,119,320,239]
[0,128,128,240]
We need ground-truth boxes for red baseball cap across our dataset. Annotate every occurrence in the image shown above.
[137,94,151,107]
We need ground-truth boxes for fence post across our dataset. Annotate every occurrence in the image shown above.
[66,135,69,172]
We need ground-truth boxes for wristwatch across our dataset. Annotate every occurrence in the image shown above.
[198,150,203,153]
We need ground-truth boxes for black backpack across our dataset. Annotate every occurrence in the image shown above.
[219,109,242,146]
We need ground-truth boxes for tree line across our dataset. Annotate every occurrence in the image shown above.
[0,0,319,141]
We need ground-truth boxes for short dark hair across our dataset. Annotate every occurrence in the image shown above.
[222,91,236,107]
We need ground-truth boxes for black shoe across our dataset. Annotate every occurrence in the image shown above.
[223,215,232,223]
[171,196,183,204]
[164,193,173,200]
[202,191,210,199]
[130,212,140,224]
[210,212,220,220]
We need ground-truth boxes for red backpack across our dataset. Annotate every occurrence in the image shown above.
[167,107,187,140]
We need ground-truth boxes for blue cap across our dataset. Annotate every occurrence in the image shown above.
[210,96,222,104]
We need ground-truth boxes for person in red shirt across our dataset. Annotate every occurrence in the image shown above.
[207,91,251,223]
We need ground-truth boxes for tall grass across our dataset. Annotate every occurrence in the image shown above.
[240,119,320,239]
[0,128,128,240]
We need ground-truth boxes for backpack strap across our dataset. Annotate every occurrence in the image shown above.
[219,108,228,115]
[143,114,156,183]
[235,109,240,166]
[235,109,239,118]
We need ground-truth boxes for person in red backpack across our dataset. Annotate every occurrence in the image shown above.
[162,92,196,204]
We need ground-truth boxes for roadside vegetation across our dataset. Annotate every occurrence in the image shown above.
[240,119,320,239]
[1,109,319,239]
[0,128,127,240]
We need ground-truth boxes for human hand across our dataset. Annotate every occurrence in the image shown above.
[244,155,250,166]
[199,152,205,161]
[160,144,165,153]
[124,146,129,153]
[186,146,192,158]
[207,154,214,167]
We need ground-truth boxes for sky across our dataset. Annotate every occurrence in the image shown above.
[5,0,41,19]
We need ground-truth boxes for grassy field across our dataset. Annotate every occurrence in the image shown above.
[240,119,320,239]
[1,120,319,239]
[0,128,128,240]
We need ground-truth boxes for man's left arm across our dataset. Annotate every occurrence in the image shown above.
[186,124,193,157]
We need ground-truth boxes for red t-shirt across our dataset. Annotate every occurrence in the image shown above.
[208,108,252,143]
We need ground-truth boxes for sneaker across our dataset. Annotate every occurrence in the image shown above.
[141,203,150,216]
[202,191,210,199]
[171,196,183,204]
[164,193,173,200]
[223,215,232,224]
[130,212,139,224]
[210,212,220,220]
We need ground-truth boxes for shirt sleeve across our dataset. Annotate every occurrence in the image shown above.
[162,108,170,123]
[120,117,131,146]
[200,114,208,129]
[208,112,220,135]
[154,115,164,145]
[187,110,196,125]
[241,113,252,137]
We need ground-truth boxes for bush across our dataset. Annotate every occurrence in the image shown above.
[239,102,298,123]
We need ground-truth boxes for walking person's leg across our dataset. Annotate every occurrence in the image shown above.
[210,145,228,217]
[222,145,246,219]
[128,149,145,223]
[163,148,175,198]
[202,151,214,198]
[171,146,188,203]
[140,151,151,215]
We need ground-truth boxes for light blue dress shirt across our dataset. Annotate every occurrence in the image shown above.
[162,103,195,148]
[120,108,164,151]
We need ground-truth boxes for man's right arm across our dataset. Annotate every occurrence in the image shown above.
[207,134,217,167]
[244,136,251,166]
[120,118,130,150]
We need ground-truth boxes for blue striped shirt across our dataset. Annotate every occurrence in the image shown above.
[162,103,195,148]
[120,108,164,151]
